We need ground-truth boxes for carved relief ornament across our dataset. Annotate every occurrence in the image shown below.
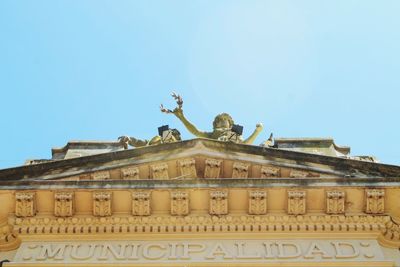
[132,191,151,216]
[209,190,228,215]
[365,189,385,214]
[232,162,249,178]
[91,171,111,180]
[287,190,306,215]
[121,166,140,180]
[93,192,112,217]
[204,158,222,178]
[151,163,169,179]
[326,190,345,214]
[177,158,197,178]
[170,191,189,216]
[248,190,267,215]
[15,192,36,217]
[261,166,280,178]
[54,192,74,217]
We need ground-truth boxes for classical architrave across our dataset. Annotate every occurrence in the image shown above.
[15,192,36,218]
[170,190,190,216]
[248,190,267,215]
[326,190,345,214]
[261,166,280,178]
[287,190,306,215]
[232,162,249,178]
[93,191,112,217]
[120,166,140,180]
[209,190,228,215]
[204,158,222,178]
[132,191,151,216]
[91,171,111,180]
[54,191,74,217]
[151,163,169,179]
[177,158,197,178]
[365,189,385,214]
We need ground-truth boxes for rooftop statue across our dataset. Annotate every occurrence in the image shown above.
[160,92,263,144]
[118,127,181,149]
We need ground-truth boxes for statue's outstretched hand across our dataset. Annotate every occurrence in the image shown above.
[160,92,184,118]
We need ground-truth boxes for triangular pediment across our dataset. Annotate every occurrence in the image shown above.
[1,139,399,182]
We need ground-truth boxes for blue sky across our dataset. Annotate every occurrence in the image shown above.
[0,1,399,168]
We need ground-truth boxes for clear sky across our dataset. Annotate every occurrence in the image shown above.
[0,1,399,169]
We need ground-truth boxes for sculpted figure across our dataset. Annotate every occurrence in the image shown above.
[160,92,263,144]
[118,128,181,149]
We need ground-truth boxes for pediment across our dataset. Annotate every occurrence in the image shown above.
[1,139,399,182]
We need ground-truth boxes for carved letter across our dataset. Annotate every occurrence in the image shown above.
[235,242,262,259]
[331,242,359,259]
[142,244,167,260]
[71,244,96,260]
[98,244,126,260]
[36,244,66,261]
[276,242,301,259]
[304,242,332,259]
[205,243,233,259]
[181,243,206,259]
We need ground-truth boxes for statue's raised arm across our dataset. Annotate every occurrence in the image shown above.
[161,92,209,138]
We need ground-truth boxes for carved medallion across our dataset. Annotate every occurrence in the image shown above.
[177,158,197,178]
[248,190,267,215]
[365,189,385,214]
[287,190,306,215]
[91,171,111,180]
[232,162,249,178]
[209,190,228,215]
[170,191,189,216]
[120,166,140,180]
[93,192,112,217]
[204,158,222,179]
[132,191,151,216]
[54,192,74,217]
[261,166,280,178]
[326,190,345,214]
[15,192,36,217]
[151,163,169,179]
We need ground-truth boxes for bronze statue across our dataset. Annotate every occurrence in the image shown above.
[118,128,181,149]
[161,92,263,144]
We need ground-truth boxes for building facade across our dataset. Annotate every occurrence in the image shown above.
[1,138,400,266]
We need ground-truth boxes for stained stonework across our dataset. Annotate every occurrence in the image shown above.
[177,158,197,178]
[287,190,306,215]
[54,192,74,217]
[170,191,189,216]
[91,171,111,180]
[120,166,140,180]
[209,190,228,215]
[232,162,249,178]
[132,191,151,216]
[326,190,345,214]
[93,192,112,217]
[15,192,36,217]
[248,190,267,215]
[289,170,310,178]
[151,163,169,179]
[261,166,280,178]
[204,158,222,178]
[365,189,385,214]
